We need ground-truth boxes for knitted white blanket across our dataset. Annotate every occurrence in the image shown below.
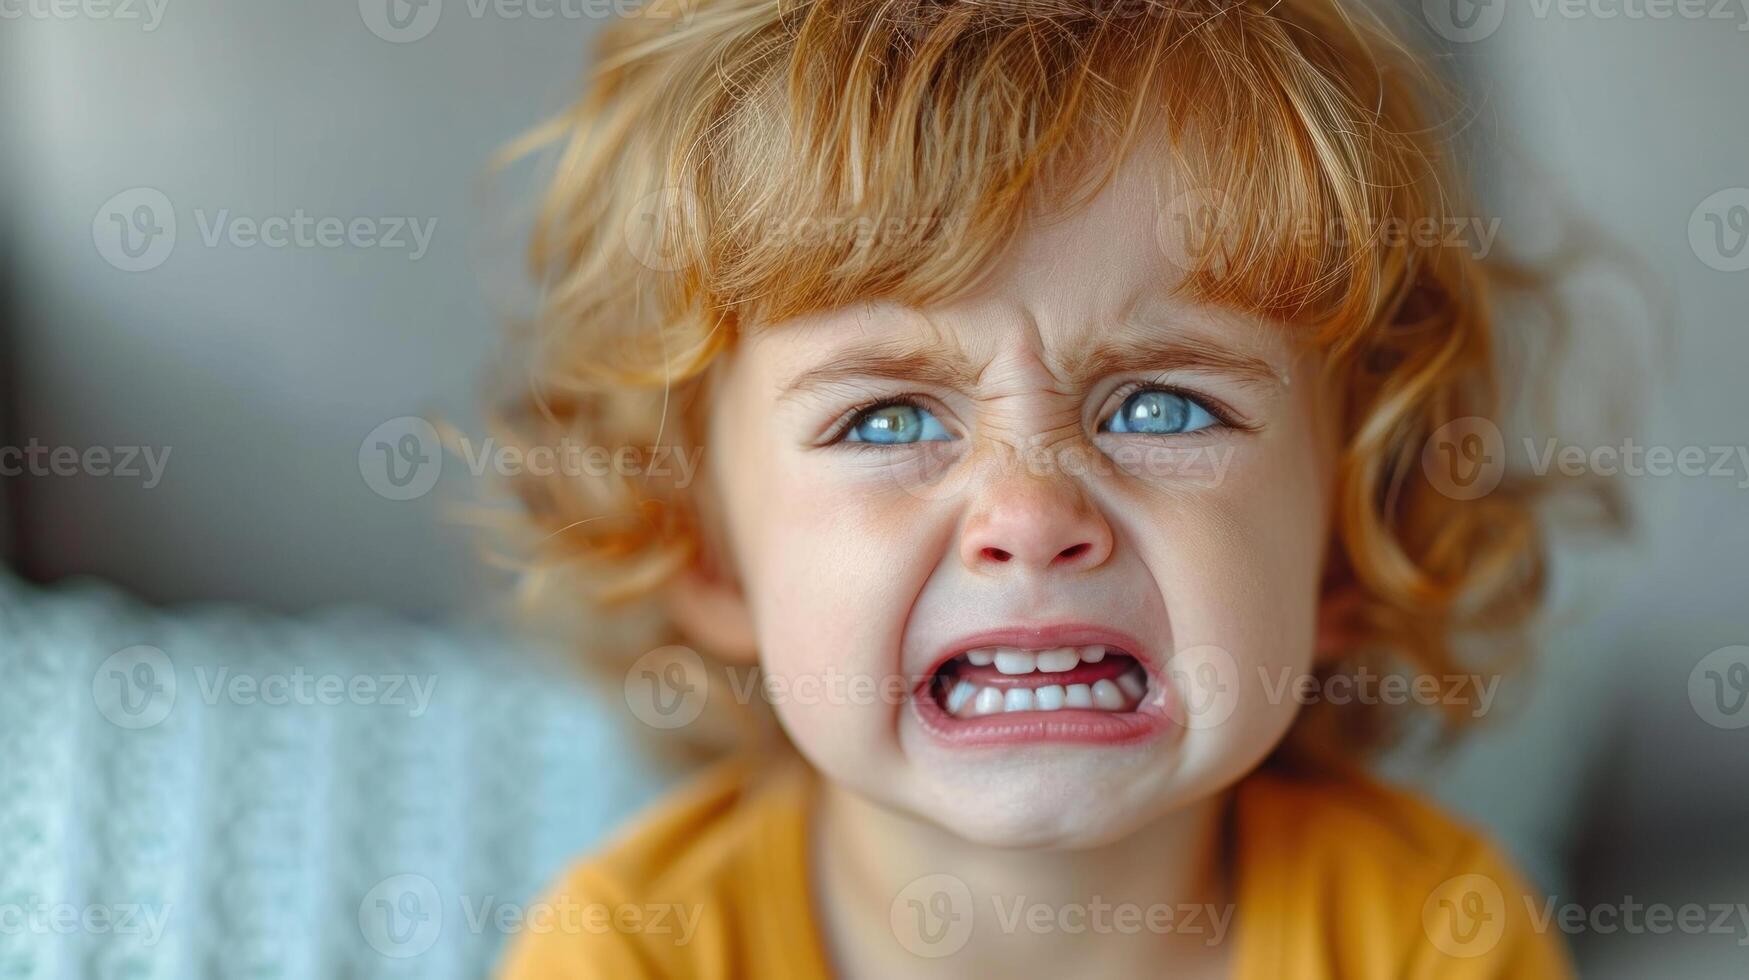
[0,572,669,979]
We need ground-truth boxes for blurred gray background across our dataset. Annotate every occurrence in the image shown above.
[2,1,1746,976]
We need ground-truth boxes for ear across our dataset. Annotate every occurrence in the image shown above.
[664,565,759,665]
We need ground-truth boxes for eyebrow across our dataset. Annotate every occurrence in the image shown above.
[1060,334,1281,389]
[778,341,984,400]
[778,333,1279,400]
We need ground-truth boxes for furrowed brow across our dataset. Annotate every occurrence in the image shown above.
[1064,334,1281,389]
[778,342,982,400]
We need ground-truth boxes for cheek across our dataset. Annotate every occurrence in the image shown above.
[1181,356,1333,665]
[1147,489,1324,667]
[1183,434,1325,631]
[1119,418,1331,745]
[722,437,945,752]
[708,354,947,765]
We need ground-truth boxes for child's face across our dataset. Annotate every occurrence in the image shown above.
[698,155,1337,848]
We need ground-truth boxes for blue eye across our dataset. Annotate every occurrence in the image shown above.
[843,402,954,444]
[1101,388,1218,435]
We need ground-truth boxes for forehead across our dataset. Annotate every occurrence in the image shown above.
[992,148,1177,316]
[745,151,1293,377]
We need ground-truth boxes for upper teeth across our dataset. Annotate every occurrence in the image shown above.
[964,645,1109,674]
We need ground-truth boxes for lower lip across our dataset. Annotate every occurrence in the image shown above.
[910,671,1175,748]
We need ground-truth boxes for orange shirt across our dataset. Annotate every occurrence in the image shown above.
[498,761,1572,979]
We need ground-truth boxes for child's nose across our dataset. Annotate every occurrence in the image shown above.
[957,474,1114,574]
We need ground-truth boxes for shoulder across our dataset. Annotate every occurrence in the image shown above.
[577,756,786,892]
[496,757,821,980]
[1239,765,1492,869]
[1235,768,1573,979]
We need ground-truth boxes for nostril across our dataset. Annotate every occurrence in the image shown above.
[1056,542,1091,563]
[981,547,1013,563]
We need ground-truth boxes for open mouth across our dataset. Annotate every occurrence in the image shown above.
[932,645,1149,716]
[914,632,1169,746]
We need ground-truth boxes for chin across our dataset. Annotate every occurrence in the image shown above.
[907,756,1191,851]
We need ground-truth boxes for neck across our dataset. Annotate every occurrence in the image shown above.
[810,778,1235,979]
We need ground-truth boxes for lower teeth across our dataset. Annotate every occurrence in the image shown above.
[940,666,1147,718]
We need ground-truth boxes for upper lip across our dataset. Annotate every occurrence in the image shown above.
[917,623,1155,686]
